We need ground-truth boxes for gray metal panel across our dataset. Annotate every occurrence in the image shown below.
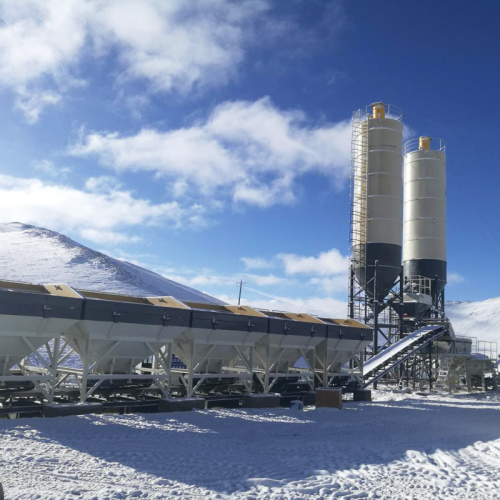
[0,289,82,320]
[267,318,327,338]
[190,310,268,333]
[327,325,373,341]
[82,299,191,327]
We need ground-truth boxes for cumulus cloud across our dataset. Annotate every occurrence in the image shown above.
[448,271,466,285]
[240,257,273,270]
[93,0,268,94]
[0,0,90,120]
[31,159,71,177]
[0,174,208,243]
[278,248,349,276]
[0,0,269,121]
[70,97,351,207]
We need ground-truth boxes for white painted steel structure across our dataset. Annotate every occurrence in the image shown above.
[252,312,326,394]
[170,304,268,397]
[58,293,192,402]
[0,282,82,403]
[315,319,372,387]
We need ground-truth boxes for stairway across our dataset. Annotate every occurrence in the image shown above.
[363,325,447,388]
[434,355,454,393]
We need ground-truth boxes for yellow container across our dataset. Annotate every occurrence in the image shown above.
[419,136,431,151]
[372,103,385,119]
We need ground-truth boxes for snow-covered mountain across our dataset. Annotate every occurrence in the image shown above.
[0,222,223,304]
[447,298,500,345]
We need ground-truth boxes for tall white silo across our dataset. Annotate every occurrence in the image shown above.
[350,102,404,301]
[403,136,447,299]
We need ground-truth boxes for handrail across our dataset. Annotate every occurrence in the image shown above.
[405,137,446,155]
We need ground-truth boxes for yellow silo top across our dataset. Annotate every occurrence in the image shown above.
[419,136,431,151]
[372,103,385,119]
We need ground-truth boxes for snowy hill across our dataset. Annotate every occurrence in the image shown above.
[0,222,223,304]
[447,298,500,345]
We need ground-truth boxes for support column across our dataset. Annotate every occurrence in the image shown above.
[373,260,379,390]
[49,337,60,404]
[429,341,433,392]
[187,342,195,397]
[264,340,272,394]
[348,267,355,319]
[80,337,91,404]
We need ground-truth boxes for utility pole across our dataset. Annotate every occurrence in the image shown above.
[237,279,246,305]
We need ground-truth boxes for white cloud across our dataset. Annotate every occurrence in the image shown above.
[31,159,71,177]
[246,274,284,287]
[70,97,351,207]
[85,175,122,192]
[240,257,273,270]
[448,272,466,285]
[0,174,208,243]
[161,269,287,290]
[0,0,90,121]
[79,228,141,245]
[93,0,268,94]
[278,248,349,276]
[0,0,269,121]
[215,293,347,318]
[15,90,62,124]
[308,275,347,295]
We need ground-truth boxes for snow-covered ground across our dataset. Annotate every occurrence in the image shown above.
[2,390,500,499]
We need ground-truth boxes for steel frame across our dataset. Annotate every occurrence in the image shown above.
[0,336,66,405]
[253,345,317,394]
[54,338,174,403]
[171,340,256,397]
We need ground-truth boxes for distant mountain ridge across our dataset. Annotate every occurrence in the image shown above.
[0,222,223,304]
[446,297,500,345]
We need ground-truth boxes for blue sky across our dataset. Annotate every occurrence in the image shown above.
[0,0,498,312]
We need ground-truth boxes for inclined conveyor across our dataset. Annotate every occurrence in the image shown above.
[362,324,447,387]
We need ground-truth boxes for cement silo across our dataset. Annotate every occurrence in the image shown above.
[403,136,447,301]
[350,102,404,302]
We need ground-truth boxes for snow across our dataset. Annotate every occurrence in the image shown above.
[447,298,500,346]
[0,222,223,304]
[2,390,500,499]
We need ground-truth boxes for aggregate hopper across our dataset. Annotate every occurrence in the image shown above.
[253,311,327,393]
[0,280,82,396]
[315,318,372,387]
[171,303,269,396]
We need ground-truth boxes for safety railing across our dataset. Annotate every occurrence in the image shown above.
[405,137,446,155]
